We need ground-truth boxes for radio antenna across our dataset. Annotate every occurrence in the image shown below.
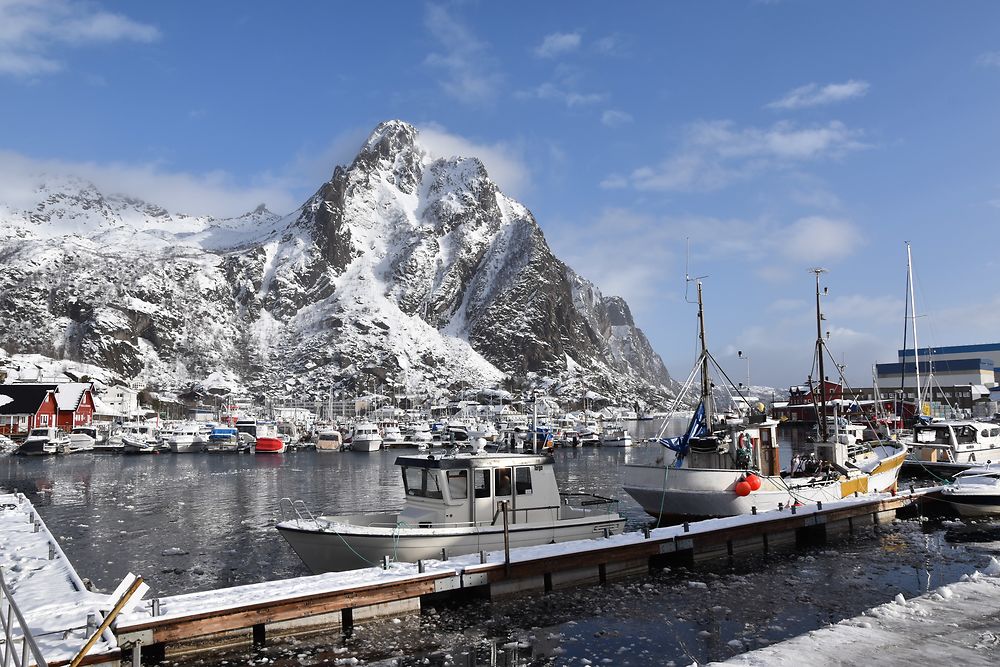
[684,237,708,303]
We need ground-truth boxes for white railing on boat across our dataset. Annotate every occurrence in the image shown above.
[0,566,49,667]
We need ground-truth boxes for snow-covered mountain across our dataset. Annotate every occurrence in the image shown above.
[0,121,672,404]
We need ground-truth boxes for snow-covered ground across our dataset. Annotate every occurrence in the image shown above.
[0,493,119,663]
[717,555,1000,666]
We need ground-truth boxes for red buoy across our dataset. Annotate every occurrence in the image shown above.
[735,480,752,497]
[745,473,762,491]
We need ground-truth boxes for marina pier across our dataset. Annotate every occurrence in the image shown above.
[4,487,947,666]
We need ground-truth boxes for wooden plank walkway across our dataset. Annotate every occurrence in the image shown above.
[105,489,932,664]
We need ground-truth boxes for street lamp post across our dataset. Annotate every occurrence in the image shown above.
[738,350,751,391]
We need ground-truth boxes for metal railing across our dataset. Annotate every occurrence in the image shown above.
[0,566,48,667]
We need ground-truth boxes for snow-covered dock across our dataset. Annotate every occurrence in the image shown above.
[109,490,925,663]
[5,488,936,665]
[718,556,1000,666]
[0,492,118,667]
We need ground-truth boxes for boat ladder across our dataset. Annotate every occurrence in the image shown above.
[279,498,316,526]
[0,566,49,667]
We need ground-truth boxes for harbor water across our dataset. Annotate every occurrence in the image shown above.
[2,421,999,665]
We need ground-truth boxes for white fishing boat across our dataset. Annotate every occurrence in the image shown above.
[938,465,1000,516]
[16,427,70,456]
[601,424,633,447]
[903,420,1000,473]
[405,421,433,445]
[380,420,405,447]
[350,421,383,452]
[65,426,98,453]
[277,446,625,572]
[168,422,207,453]
[624,273,907,521]
[121,423,159,454]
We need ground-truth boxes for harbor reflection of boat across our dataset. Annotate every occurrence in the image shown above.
[624,274,906,522]
[277,447,625,572]
[937,465,1000,517]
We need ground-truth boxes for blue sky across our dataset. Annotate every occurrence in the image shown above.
[3,0,1000,388]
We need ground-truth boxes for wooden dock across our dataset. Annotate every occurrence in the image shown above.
[7,487,937,666]
[107,489,929,665]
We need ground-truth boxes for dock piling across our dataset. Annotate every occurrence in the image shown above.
[417,559,425,573]
[252,623,265,648]
[382,555,390,570]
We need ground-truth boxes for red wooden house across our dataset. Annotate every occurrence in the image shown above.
[0,383,95,436]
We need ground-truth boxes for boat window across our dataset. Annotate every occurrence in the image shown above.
[992,428,1000,438]
[983,430,991,439]
[401,467,443,499]
[29,429,47,437]
[495,467,512,497]
[514,467,532,495]
[474,470,491,498]
[446,470,468,500]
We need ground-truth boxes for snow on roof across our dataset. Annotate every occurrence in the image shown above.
[0,394,11,408]
[92,394,122,416]
[54,383,90,411]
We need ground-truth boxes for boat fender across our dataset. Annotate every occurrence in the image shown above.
[734,479,752,497]
[745,473,762,491]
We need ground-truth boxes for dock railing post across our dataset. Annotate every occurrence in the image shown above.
[502,501,511,575]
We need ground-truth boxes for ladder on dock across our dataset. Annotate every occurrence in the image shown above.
[0,566,49,667]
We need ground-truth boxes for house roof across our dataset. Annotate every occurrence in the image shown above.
[0,384,58,415]
[54,383,91,411]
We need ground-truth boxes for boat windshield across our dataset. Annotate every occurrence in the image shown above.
[402,467,443,499]
[915,427,953,445]
[29,429,49,437]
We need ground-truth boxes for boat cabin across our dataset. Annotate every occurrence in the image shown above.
[913,421,1000,461]
[395,453,562,527]
[686,420,782,475]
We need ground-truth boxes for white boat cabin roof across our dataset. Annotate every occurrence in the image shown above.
[395,452,551,471]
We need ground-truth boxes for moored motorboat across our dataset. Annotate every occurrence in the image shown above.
[254,421,286,453]
[206,426,240,452]
[67,426,98,453]
[349,421,382,452]
[316,429,343,452]
[902,420,1000,474]
[121,423,159,454]
[277,447,625,572]
[168,422,207,453]
[15,427,69,456]
[601,424,633,447]
[938,465,1000,517]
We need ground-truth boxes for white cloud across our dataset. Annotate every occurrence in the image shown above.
[535,32,581,58]
[624,120,866,192]
[599,174,627,189]
[416,124,529,198]
[517,81,607,107]
[977,51,1000,68]
[766,80,870,110]
[594,33,627,56]
[0,149,300,218]
[423,4,501,105]
[0,0,160,78]
[779,216,862,263]
[601,109,633,127]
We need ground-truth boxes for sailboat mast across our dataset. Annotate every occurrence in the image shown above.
[697,281,712,424]
[813,268,829,442]
[907,243,923,417]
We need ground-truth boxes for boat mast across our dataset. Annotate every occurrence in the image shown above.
[697,281,712,424]
[812,268,829,442]
[906,243,923,417]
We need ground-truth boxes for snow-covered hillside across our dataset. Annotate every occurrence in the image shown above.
[0,120,673,404]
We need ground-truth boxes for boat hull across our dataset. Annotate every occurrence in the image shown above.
[350,437,382,452]
[255,436,286,453]
[941,492,1000,517]
[277,513,625,573]
[623,449,906,520]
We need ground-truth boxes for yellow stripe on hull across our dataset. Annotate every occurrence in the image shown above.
[840,476,870,497]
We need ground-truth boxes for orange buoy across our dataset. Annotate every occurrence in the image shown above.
[735,480,752,497]
[745,473,762,491]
